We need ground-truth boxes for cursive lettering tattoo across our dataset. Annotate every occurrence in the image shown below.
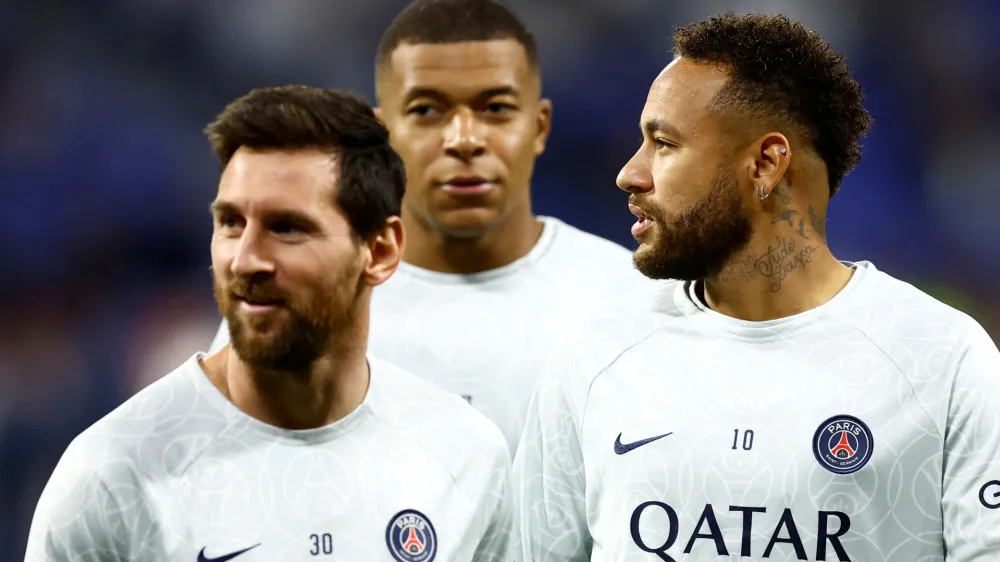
[753,237,816,292]
[808,205,826,238]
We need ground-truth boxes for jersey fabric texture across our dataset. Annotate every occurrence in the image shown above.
[26,355,512,562]
[513,261,1000,561]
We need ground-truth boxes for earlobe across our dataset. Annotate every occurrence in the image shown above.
[373,106,385,126]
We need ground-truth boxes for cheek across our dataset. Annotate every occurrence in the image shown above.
[652,154,711,207]
[491,125,537,173]
[391,129,438,182]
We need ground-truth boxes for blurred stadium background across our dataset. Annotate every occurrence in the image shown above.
[1,0,997,557]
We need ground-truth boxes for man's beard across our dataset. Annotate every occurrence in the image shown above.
[632,163,753,281]
[213,273,359,372]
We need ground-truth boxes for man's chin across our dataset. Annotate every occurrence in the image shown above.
[429,208,505,238]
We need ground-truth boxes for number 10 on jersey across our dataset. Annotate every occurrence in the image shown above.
[732,429,754,451]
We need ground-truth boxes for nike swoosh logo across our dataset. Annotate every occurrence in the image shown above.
[614,432,673,455]
[197,544,260,562]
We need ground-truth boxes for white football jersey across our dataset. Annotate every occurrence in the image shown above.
[26,354,511,562]
[209,216,649,454]
[513,261,1000,561]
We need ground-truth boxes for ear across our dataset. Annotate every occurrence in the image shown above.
[747,132,791,199]
[362,216,403,287]
[533,98,553,156]
[373,106,385,126]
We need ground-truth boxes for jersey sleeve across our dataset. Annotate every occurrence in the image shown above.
[24,440,126,562]
[471,442,516,562]
[512,347,591,561]
[208,320,228,353]
[942,321,1000,560]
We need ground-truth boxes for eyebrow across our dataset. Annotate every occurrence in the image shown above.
[210,201,320,229]
[402,85,521,105]
[209,200,237,216]
[643,119,684,141]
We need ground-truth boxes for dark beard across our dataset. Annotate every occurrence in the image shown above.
[213,275,352,373]
[632,163,753,281]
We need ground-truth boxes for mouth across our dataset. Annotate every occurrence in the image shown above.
[233,294,285,313]
[439,175,496,195]
[628,203,656,238]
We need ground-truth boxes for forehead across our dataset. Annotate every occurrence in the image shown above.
[384,39,536,99]
[217,148,337,212]
[641,57,730,136]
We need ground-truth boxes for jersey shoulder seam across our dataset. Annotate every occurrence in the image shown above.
[833,314,953,442]
[579,324,667,438]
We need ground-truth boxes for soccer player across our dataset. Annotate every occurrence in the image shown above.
[26,86,511,562]
[513,13,1000,561]
[208,0,647,454]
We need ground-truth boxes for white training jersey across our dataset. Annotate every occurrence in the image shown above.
[513,261,1000,561]
[209,216,648,454]
[26,354,512,562]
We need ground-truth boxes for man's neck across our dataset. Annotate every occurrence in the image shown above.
[202,341,370,430]
[400,206,543,274]
[704,216,853,322]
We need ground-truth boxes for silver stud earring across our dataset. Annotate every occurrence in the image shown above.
[756,184,769,201]
[780,147,787,154]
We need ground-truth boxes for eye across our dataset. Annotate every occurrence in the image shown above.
[407,104,440,118]
[485,102,516,114]
[654,138,676,150]
[216,214,243,230]
[269,219,301,236]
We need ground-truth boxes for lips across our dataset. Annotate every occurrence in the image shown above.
[438,175,496,195]
[628,202,657,238]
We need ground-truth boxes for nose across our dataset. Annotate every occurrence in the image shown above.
[230,226,276,279]
[616,148,654,194]
[443,108,486,161]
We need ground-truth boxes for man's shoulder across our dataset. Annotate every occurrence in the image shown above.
[369,357,508,453]
[545,280,683,386]
[544,216,632,261]
[843,263,992,354]
[70,356,228,480]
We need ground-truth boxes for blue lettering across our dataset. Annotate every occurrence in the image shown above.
[762,508,806,559]
[630,501,678,562]
[979,480,1000,509]
[683,504,728,555]
[629,503,852,560]
[817,511,850,561]
[729,505,766,556]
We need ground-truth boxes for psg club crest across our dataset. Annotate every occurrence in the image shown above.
[812,414,874,475]
[385,509,437,562]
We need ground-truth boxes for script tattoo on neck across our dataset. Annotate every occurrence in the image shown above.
[754,236,816,292]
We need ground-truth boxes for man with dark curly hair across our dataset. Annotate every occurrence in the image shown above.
[512,13,1000,561]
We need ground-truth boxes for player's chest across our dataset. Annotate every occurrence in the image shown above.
[580,343,945,559]
[582,341,943,486]
[138,448,472,561]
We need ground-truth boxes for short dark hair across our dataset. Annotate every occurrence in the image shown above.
[376,0,538,74]
[205,85,405,238]
[673,13,873,197]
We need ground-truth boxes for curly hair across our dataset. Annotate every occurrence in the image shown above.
[673,13,872,197]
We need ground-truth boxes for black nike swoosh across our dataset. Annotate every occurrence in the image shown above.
[614,432,673,455]
[197,544,260,562]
